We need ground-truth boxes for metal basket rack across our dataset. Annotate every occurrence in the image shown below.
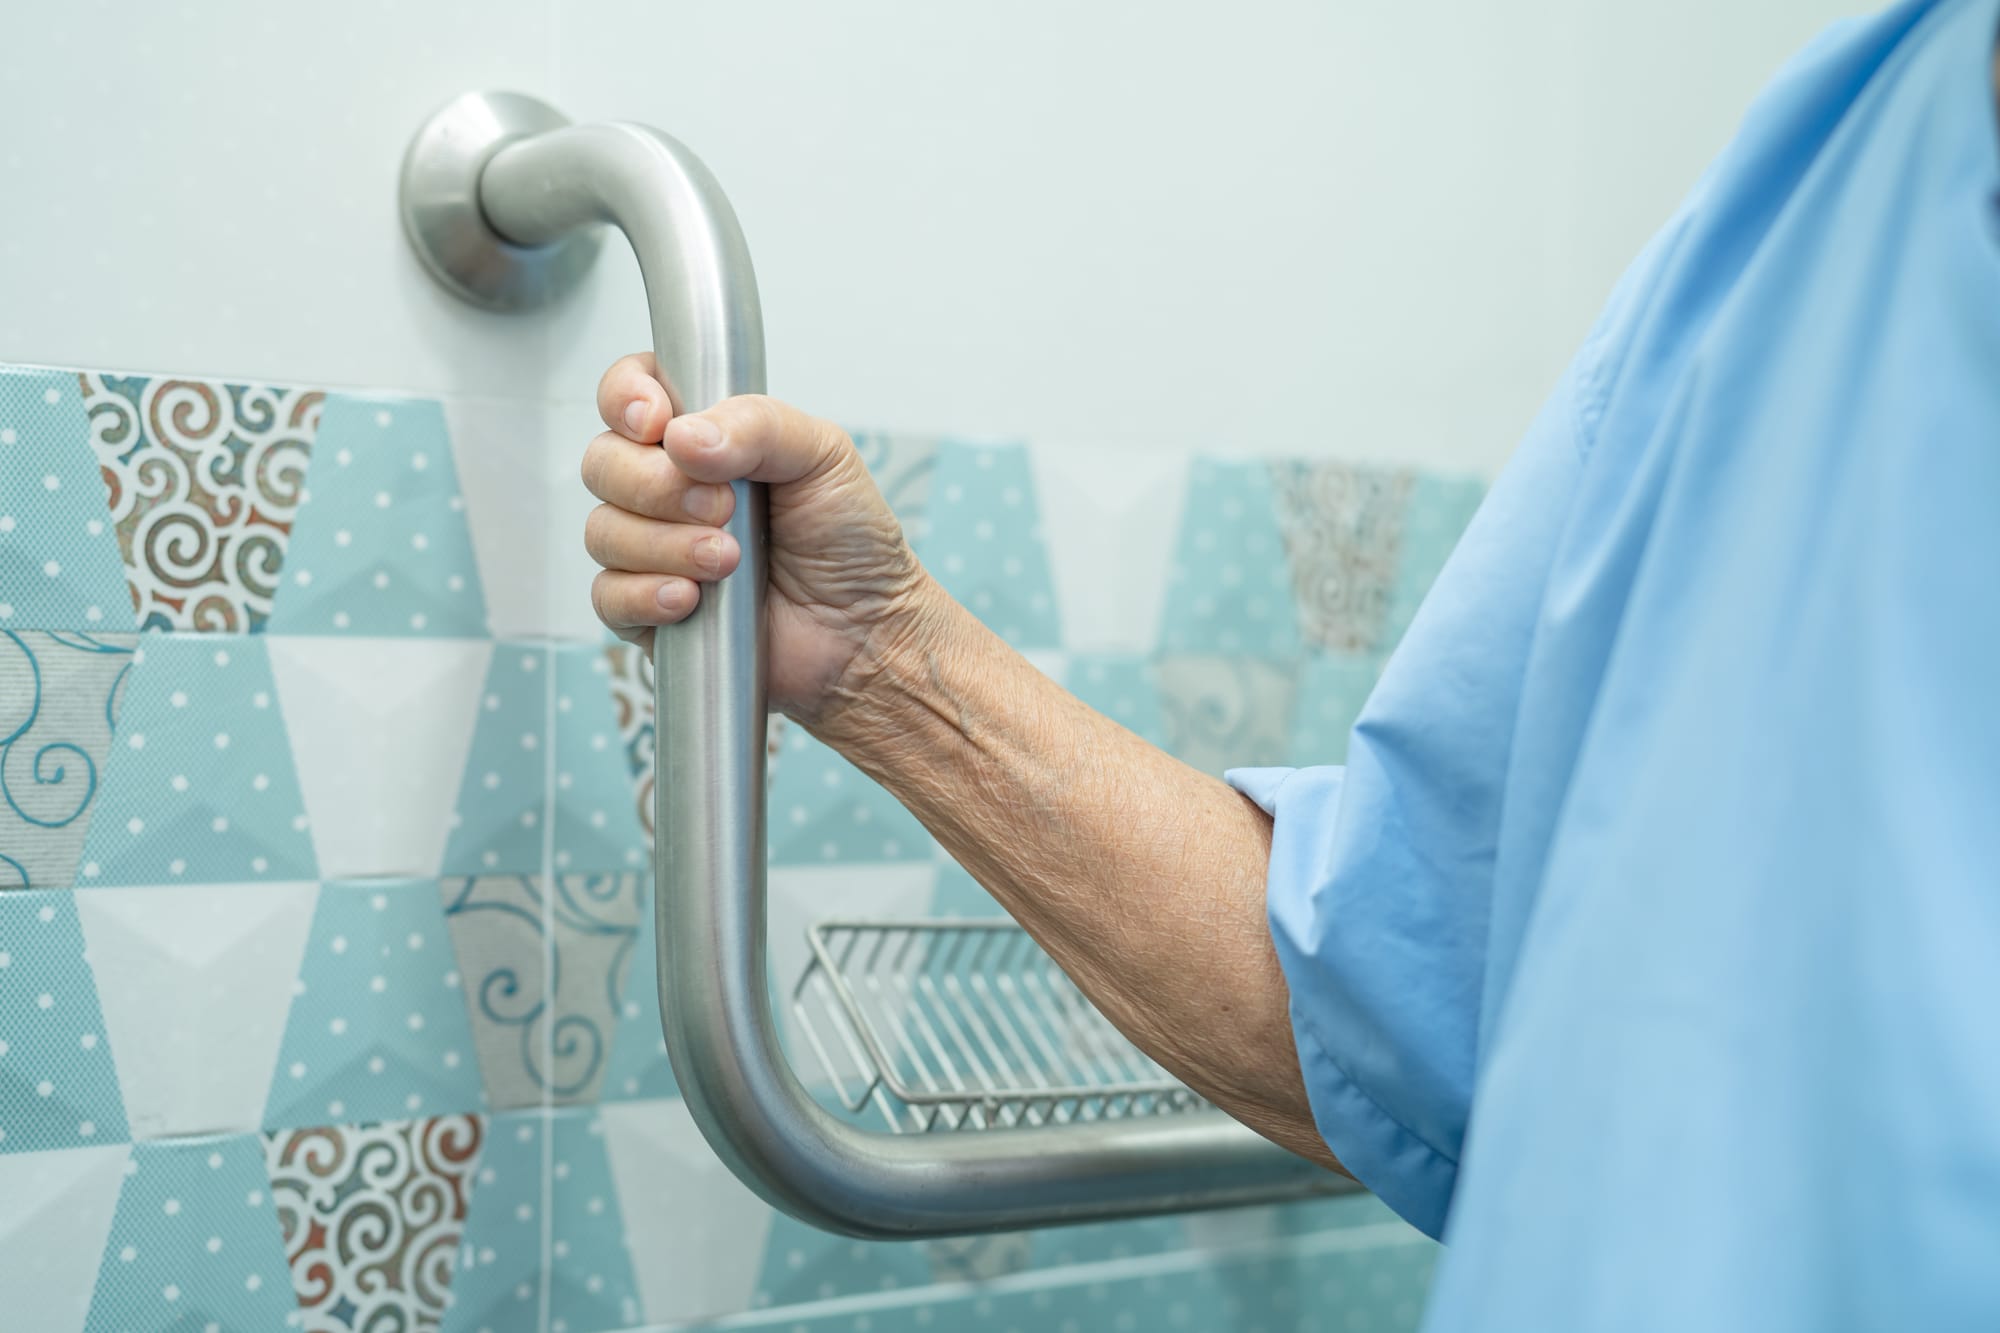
[401,89,1352,1237]
[793,919,1209,1135]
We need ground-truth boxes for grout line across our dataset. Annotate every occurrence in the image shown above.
[538,641,559,1333]
[637,1220,1427,1332]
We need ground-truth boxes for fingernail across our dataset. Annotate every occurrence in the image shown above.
[684,484,727,522]
[623,400,647,435]
[678,415,722,449]
[693,535,724,575]
[655,579,687,610]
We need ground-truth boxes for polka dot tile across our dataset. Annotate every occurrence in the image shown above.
[78,633,316,885]
[551,645,646,876]
[81,1134,296,1333]
[753,1214,933,1310]
[0,629,136,889]
[441,1110,543,1333]
[0,1143,129,1333]
[1158,459,1303,662]
[546,1109,643,1333]
[0,891,128,1154]
[1287,653,1386,767]
[927,856,1000,917]
[913,441,1061,649]
[0,368,136,633]
[766,727,932,868]
[849,431,939,540]
[1383,472,1485,649]
[438,644,548,876]
[262,879,485,1130]
[266,394,488,637]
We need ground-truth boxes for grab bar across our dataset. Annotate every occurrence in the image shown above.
[399,91,1350,1237]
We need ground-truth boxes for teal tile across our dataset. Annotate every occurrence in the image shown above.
[600,885,677,1102]
[915,441,1061,648]
[262,880,484,1129]
[0,629,134,888]
[1159,459,1302,661]
[1288,653,1384,767]
[0,890,128,1153]
[439,644,547,875]
[266,394,488,637]
[0,367,135,633]
[79,634,316,885]
[1384,473,1484,647]
[441,1110,542,1333]
[547,1109,643,1333]
[1065,653,1167,747]
[82,1134,296,1333]
[767,726,931,867]
[551,644,646,876]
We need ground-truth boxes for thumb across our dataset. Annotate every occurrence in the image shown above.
[662,394,849,488]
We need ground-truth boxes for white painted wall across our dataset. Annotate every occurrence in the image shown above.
[0,0,1865,635]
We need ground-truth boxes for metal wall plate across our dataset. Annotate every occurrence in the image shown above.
[398,90,603,311]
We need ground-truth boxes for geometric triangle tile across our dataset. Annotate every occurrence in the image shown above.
[766,726,931,868]
[0,629,136,889]
[0,1143,131,1333]
[1383,471,1484,649]
[262,880,485,1131]
[1158,459,1303,662]
[1267,460,1415,658]
[79,372,324,635]
[598,884,677,1103]
[1028,440,1189,656]
[913,441,1061,649]
[848,431,937,543]
[1287,652,1384,768]
[551,645,646,876]
[266,637,492,880]
[438,645,547,876]
[0,890,128,1154]
[0,367,137,634]
[266,395,488,637]
[81,1134,298,1333]
[74,882,318,1140]
[78,634,316,886]
[546,1108,643,1333]
[264,1113,485,1333]
[441,873,639,1108]
[752,1211,931,1313]
[438,1110,541,1333]
[599,1099,770,1326]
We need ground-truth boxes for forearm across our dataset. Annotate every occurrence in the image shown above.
[810,578,1342,1172]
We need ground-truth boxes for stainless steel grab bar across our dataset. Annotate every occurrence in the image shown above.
[400,90,1351,1237]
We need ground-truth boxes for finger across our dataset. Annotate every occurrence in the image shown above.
[590,569,700,633]
[583,505,741,581]
[580,431,736,524]
[662,394,851,487]
[596,351,675,442]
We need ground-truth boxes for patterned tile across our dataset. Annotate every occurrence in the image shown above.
[551,645,646,875]
[82,1133,297,1333]
[767,726,931,867]
[0,1144,129,1333]
[441,873,640,1108]
[263,881,485,1131]
[440,1110,541,1333]
[0,630,135,889]
[264,1114,484,1333]
[80,373,324,634]
[1269,460,1415,657]
[546,1109,643,1333]
[78,634,316,886]
[849,431,938,541]
[601,642,654,848]
[0,890,128,1155]
[0,368,136,634]
[1064,652,1167,748]
[598,884,676,1102]
[267,395,488,637]
[1155,654,1299,777]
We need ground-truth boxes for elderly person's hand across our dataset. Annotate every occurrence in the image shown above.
[580,351,1339,1176]
[582,352,939,728]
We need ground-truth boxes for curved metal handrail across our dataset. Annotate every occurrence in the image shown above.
[401,91,1349,1237]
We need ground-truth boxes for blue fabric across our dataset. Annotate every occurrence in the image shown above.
[1233,2,2000,1325]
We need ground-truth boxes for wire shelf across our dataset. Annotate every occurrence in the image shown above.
[791,919,1211,1134]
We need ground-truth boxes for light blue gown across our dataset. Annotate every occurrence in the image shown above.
[1230,1,2000,1326]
